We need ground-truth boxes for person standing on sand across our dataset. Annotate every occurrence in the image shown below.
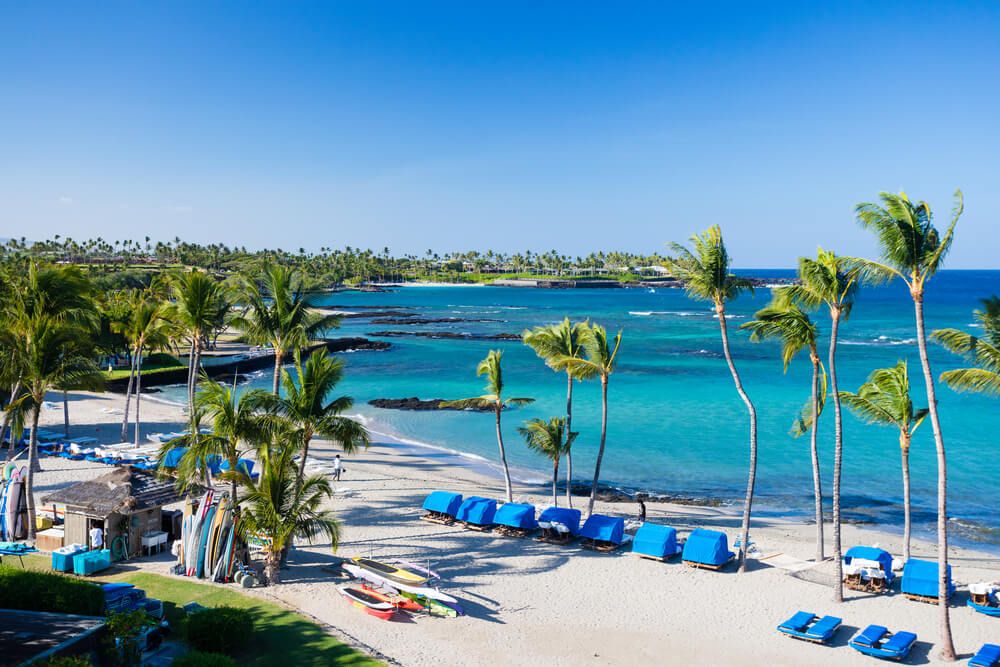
[332,454,343,481]
[637,497,646,523]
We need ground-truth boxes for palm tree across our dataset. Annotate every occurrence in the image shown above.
[564,324,622,517]
[116,293,172,444]
[522,318,593,506]
[230,264,341,394]
[442,350,534,502]
[840,362,927,562]
[933,296,1000,396]
[518,417,577,507]
[742,291,826,563]
[782,249,860,600]
[165,270,230,412]
[667,226,757,572]
[245,350,369,487]
[236,440,339,584]
[167,378,269,504]
[853,189,963,660]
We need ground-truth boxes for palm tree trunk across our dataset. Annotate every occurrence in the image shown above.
[133,351,143,447]
[587,375,609,517]
[272,348,284,395]
[121,351,138,441]
[810,356,824,563]
[900,432,912,563]
[296,436,312,488]
[25,405,40,539]
[186,340,197,412]
[913,294,955,660]
[552,458,559,507]
[265,549,281,584]
[565,372,574,508]
[717,304,758,573]
[829,311,844,602]
[495,406,513,503]
[189,340,202,412]
[62,390,69,437]
[2,381,22,457]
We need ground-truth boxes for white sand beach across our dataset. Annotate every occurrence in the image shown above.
[27,391,1000,666]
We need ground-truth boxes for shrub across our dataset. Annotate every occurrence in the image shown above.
[0,566,104,615]
[42,656,93,667]
[185,606,253,656]
[172,652,237,667]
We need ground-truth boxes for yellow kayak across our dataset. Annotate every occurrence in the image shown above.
[350,557,429,586]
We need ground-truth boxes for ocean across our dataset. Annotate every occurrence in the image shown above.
[163,270,1000,548]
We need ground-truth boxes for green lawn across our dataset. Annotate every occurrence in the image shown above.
[104,353,185,381]
[17,555,381,667]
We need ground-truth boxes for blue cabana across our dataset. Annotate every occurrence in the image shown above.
[422,491,463,518]
[220,458,254,476]
[579,514,625,545]
[902,558,954,600]
[494,503,538,531]
[160,447,186,469]
[843,546,895,582]
[632,523,681,560]
[456,496,497,527]
[537,506,581,535]
[682,528,735,569]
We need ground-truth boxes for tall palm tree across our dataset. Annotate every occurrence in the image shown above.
[522,318,593,506]
[167,378,269,504]
[782,249,860,600]
[518,417,577,507]
[236,440,339,584]
[245,350,369,486]
[853,189,963,660]
[933,296,1000,396]
[840,362,927,562]
[742,291,826,563]
[442,350,534,502]
[116,293,172,444]
[165,270,230,412]
[667,226,757,572]
[231,264,341,394]
[564,324,622,517]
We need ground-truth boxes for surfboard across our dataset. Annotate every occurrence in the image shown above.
[205,496,227,578]
[342,564,458,604]
[196,505,216,578]
[338,585,397,620]
[351,557,429,586]
[187,490,213,576]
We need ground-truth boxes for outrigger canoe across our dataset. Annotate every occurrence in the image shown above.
[351,556,429,586]
[338,585,397,621]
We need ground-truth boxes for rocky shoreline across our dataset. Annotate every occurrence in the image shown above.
[368,330,520,341]
[368,397,495,412]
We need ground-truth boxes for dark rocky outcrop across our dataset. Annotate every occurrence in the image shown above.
[369,317,501,325]
[320,337,391,352]
[368,330,520,341]
[368,397,495,412]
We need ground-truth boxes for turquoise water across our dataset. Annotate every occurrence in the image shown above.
[163,271,1000,546]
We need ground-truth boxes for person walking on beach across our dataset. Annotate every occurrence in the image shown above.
[637,497,646,524]
[332,454,343,481]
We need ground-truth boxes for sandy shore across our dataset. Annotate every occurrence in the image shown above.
[26,390,1000,666]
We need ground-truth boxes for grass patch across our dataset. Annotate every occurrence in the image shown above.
[105,353,185,381]
[14,555,380,666]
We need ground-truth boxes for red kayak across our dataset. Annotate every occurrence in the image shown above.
[338,585,397,620]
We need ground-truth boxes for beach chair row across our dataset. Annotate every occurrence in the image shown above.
[778,610,999,666]
[420,491,738,567]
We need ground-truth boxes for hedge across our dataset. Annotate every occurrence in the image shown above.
[0,566,104,615]
[172,652,238,667]
[186,606,254,656]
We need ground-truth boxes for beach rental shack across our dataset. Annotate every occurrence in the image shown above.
[42,467,186,561]
[632,524,681,561]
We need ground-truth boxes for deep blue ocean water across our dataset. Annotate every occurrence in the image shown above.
[163,271,1000,547]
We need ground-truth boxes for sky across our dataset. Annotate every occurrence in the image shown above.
[1,2,998,267]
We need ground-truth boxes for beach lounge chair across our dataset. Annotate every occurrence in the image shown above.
[970,644,1000,667]
[631,523,682,561]
[843,545,895,593]
[848,624,917,661]
[682,528,735,570]
[579,514,626,552]
[776,610,842,644]
[536,506,581,544]
[455,496,497,531]
[901,558,954,604]
[493,503,538,537]
[421,491,463,525]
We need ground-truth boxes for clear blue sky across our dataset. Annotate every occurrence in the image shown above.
[1,2,998,266]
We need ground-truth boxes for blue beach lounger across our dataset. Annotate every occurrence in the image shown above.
[494,503,538,535]
[970,644,1000,667]
[456,496,497,530]
[902,558,955,603]
[631,523,682,561]
[849,625,917,661]
[776,611,842,644]
[682,528,735,570]
[421,491,463,524]
[579,514,626,552]
[537,506,581,543]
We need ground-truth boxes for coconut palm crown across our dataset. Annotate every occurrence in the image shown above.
[933,296,1000,396]
[518,417,577,507]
